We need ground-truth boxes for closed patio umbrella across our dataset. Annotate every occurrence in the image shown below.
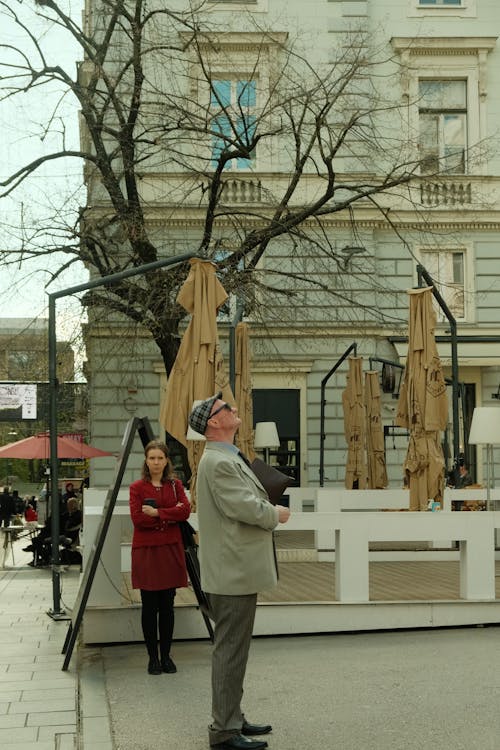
[234,322,256,461]
[342,356,367,489]
[395,287,448,510]
[365,370,388,489]
[159,259,234,507]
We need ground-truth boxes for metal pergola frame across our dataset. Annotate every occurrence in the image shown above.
[319,342,357,487]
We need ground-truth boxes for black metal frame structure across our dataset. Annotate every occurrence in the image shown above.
[319,342,357,487]
[47,252,199,618]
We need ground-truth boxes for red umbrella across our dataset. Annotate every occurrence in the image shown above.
[0,433,112,459]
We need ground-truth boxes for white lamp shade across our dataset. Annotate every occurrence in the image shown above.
[468,406,500,445]
[186,400,207,441]
[254,421,280,449]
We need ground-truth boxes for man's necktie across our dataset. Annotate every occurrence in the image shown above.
[238,451,252,467]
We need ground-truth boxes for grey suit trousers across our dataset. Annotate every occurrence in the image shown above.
[207,593,258,746]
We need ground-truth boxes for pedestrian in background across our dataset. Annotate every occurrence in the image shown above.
[129,439,190,676]
[0,487,14,528]
[190,392,291,750]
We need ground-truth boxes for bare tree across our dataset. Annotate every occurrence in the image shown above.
[0,0,464,377]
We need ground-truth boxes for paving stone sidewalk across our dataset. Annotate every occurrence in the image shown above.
[3,536,500,750]
[0,541,79,750]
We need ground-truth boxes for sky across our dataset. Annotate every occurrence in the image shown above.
[0,1,88,343]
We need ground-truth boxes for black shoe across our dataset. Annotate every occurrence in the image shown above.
[147,658,162,675]
[242,722,272,736]
[23,545,33,552]
[212,736,267,750]
[161,656,177,674]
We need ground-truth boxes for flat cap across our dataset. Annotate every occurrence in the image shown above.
[188,391,222,436]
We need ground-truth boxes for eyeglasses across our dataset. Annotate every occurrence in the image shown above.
[210,402,232,418]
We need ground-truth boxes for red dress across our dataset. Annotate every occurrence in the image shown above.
[129,478,191,591]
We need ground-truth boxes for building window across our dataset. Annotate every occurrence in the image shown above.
[7,351,39,380]
[207,0,262,8]
[420,249,466,321]
[419,80,467,174]
[210,79,256,170]
[409,0,476,17]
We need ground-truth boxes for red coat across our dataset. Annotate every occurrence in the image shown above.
[129,478,190,549]
[25,507,38,522]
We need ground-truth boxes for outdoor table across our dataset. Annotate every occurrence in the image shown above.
[0,524,44,569]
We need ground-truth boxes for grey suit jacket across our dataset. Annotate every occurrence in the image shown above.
[196,443,279,595]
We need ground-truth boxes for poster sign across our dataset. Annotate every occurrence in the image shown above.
[0,384,37,420]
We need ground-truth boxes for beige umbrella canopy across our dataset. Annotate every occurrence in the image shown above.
[365,371,388,489]
[233,322,256,461]
[395,287,448,511]
[342,356,367,489]
[160,259,234,506]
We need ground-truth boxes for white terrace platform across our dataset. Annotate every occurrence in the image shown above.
[78,488,500,645]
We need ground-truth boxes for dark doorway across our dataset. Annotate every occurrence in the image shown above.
[252,389,300,485]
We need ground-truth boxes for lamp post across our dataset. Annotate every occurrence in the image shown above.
[468,406,500,510]
[254,422,280,465]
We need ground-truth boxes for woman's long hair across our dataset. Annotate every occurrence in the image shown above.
[141,440,174,483]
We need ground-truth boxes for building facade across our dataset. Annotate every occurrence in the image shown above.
[81,0,500,490]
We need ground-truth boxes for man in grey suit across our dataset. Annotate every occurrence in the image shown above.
[189,392,291,750]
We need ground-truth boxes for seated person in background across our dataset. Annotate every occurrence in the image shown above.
[24,504,38,523]
[62,482,77,501]
[63,498,82,546]
[60,497,83,566]
[25,498,82,567]
[456,464,473,489]
[24,517,51,565]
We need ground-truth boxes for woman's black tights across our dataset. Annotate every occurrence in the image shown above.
[140,588,176,661]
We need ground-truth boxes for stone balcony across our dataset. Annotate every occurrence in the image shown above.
[84,171,500,217]
[419,179,472,207]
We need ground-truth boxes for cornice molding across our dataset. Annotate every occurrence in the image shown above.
[82,206,500,232]
[391,36,497,56]
[179,31,288,50]
[145,217,500,232]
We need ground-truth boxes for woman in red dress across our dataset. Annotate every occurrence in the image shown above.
[129,440,191,675]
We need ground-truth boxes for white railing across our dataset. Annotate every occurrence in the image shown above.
[82,489,500,609]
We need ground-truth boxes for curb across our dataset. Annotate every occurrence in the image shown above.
[78,647,114,750]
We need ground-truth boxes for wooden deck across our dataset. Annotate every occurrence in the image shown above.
[122,559,500,607]
[84,529,500,643]
[118,530,500,606]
